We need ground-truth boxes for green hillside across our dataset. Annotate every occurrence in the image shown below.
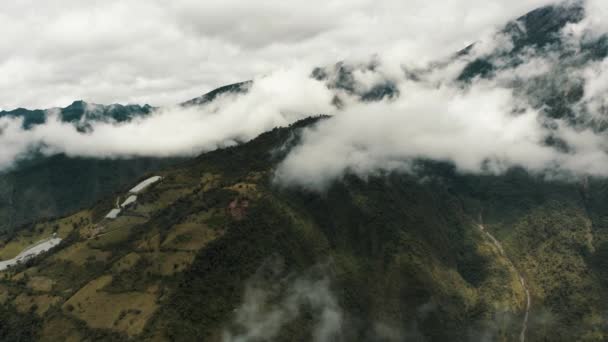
[0,154,181,234]
[0,117,605,341]
[0,80,250,234]
[1,2,607,341]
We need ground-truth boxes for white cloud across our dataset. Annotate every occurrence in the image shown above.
[275,80,566,189]
[274,56,608,189]
[579,58,608,120]
[4,0,608,191]
[224,275,342,342]
[223,259,343,342]
[562,0,608,43]
[0,0,553,110]
[0,117,32,170]
[0,64,335,169]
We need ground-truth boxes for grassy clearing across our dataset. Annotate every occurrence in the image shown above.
[0,210,90,261]
[201,173,222,191]
[112,252,142,273]
[39,316,83,342]
[63,275,159,337]
[53,242,112,266]
[136,188,193,216]
[142,251,196,276]
[13,293,61,315]
[12,266,39,282]
[37,210,92,239]
[136,230,161,252]
[88,228,133,249]
[225,182,258,196]
[161,222,219,251]
[27,276,55,292]
[87,217,145,249]
[0,240,29,261]
[104,215,147,231]
[32,257,106,295]
[0,284,8,304]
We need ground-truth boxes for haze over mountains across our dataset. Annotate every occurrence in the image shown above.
[0,83,265,233]
[3,1,608,185]
[1,1,608,341]
[1,0,559,110]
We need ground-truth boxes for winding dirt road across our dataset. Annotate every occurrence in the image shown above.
[477,223,531,342]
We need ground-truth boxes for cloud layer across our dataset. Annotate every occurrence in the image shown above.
[275,80,608,189]
[3,1,608,191]
[0,0,553,110]
[0,64,335,170]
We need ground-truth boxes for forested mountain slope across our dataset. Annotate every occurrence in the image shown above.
[0,82,249,234]
[0,116,606,341]
[1,2,608,341]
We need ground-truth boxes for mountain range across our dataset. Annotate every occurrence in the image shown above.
[0,82,253,234]
[1,2,608,341]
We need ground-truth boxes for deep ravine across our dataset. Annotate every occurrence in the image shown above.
[477,222,531,342]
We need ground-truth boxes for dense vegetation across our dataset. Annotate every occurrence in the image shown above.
[0,2,607,340]
[0,116,604,340]
[0,100,153,129]
[0,154,181,234]
[0,79,255,235]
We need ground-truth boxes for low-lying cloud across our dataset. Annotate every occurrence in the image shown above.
[274,75,608,189]
[2,1,608,191]
[275,81,557,189]
[223,259,343,342]
[0,0,553,110]
[0,64,335,170]
[562,0,608,43]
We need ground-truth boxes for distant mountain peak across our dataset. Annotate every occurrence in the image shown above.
[180,81,253,107]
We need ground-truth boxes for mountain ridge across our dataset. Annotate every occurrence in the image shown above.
[0,114,605,340]
[1,2,608,341]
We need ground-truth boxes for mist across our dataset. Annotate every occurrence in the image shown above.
[222,259,343,342]
[2,1,608,190]
[0,0,553,110]
[0,64,335,170]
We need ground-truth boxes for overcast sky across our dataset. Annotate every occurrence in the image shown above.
[0,0,554,110]
[6,0,608,189]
